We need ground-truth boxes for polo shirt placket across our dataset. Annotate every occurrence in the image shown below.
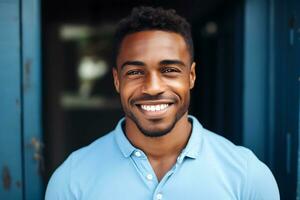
[130,148,187,200]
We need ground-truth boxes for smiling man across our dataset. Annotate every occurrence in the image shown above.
[46,7,280,200]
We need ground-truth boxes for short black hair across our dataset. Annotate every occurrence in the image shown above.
[112,6,194,66]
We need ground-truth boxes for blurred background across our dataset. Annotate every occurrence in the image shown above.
[0,0,299,199]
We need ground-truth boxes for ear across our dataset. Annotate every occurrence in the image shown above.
[189,62,196,89]
[112,67,120,93]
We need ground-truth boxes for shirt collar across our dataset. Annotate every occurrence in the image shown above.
[180,115,203,159]
[114,118,136,158]
[114,115,203,159]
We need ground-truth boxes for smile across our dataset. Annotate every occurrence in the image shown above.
[140,104,169,112]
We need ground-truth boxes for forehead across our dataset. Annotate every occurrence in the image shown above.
[116,30,190,67]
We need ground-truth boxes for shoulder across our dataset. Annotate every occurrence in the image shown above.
[242,150,280,199]
[70,132,117,166]
[201,127,253,165]
[200,128,280,199]
[60,130,119,172]
[190,116,252,164]
[45,131,117,199]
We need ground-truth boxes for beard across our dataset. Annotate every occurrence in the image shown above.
[123,93,190,137]
[127,112,180,137]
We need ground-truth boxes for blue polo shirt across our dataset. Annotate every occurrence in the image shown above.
[45,116,280,200]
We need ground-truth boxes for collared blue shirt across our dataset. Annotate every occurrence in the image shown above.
[46,116,280,200]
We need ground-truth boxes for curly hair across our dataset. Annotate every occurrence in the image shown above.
[112,6,194,66]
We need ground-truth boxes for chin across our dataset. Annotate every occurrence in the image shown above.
[138,126,173,137]
[135,118,177,137]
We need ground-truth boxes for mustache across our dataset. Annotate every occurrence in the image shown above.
[131,94,177,104]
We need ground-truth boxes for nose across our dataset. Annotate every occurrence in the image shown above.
[141,72,165,96]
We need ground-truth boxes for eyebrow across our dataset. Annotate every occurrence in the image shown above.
[120,61,145,70]
[159,59,186,67]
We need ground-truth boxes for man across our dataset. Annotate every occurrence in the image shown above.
[46,6,280,199]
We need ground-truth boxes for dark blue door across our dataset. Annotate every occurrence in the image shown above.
[244,0,300,199]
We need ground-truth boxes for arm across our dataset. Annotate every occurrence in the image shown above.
[243,151,280,200]
[45,155,77,200]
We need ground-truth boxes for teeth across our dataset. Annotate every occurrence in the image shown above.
[141,104,169,111]
[150,106,155,111]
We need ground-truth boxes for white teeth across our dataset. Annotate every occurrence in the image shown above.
[150,106,155,111]
[141,104,169,111]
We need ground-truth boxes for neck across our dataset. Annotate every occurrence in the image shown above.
[125,113,192,160]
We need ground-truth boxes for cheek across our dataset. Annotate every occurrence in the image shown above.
[166,78,191,98]
[119,81,141,102]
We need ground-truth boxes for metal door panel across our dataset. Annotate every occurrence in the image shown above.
[21,0,43,199]
[0,0,23,199]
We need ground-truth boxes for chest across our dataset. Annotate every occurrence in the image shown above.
[148,156,178,181]
[76,158,243,200]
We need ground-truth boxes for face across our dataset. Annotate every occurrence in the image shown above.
[113,30,196,137]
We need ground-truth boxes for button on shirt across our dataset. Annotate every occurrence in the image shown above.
[45,116,280,200]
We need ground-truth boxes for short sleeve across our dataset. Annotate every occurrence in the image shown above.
[45,155,77,200]
[243,151,280,200]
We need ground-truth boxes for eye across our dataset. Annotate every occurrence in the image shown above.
[161,67,181,73]
[126,70,144,76]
